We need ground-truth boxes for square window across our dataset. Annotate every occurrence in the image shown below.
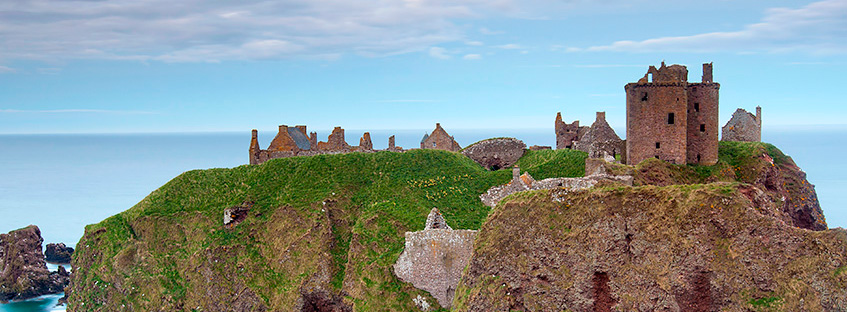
[700,124,706,132]
[694,103,700,112]
[655,142,660,149]
[667,113,675,124]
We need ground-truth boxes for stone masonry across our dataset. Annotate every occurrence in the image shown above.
[555,112,588,150]
[574,112,624,159]
[722,107,762,142]
[461,138,526,170]
[625,62,719,165]
[421,123,461,152]
[249,125,403,165]
[393,208,476,309]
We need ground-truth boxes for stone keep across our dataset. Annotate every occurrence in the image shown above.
[625,62,719,165]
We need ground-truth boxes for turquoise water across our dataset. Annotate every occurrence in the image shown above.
[0,128,845,311]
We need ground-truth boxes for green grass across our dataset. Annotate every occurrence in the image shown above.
[514,149,588,180]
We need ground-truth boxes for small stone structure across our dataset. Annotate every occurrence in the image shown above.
[461,138,526,170]
[625,62,720,165]
[421,123,461,152]
[393,208,476,309]
[249,125,403,164]
[529,145,551,151]
[480,164,633,207]
[555,112,589,149]
[722,107,761,142]
[574,112,624,159]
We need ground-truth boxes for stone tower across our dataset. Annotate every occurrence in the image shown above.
[625,62,719,165]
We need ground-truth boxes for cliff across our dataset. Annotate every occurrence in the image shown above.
[453,184,846,311]
[67,143,833,311]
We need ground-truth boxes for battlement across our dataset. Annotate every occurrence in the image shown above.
[248,124,405,164]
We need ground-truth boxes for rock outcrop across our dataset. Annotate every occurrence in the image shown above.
[393,208,477,309]
[454,185,847,311]
[44,243,74,264]
[461,138,526,171]
[0,225,71,302]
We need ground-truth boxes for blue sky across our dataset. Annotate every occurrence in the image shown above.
[0,0,845,134]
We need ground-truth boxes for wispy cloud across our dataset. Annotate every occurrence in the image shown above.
[0,109,158,115]
[428,47,451,60]
[465,41,484,46]
[585,0,847,54]
[574,64,645,68]
[479,27,505,35]
[463,54,482,60]
[0,0,552,62]
[497,43,521,49]
[0,66,15,73]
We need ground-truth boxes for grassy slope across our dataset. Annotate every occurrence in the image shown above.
[68,148,586,311]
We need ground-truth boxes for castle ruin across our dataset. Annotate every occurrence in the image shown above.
[249,125,402,165]
[625,62,719,165]
[420,123,461,152]
[554,112,589,149]
[722,107,762,142]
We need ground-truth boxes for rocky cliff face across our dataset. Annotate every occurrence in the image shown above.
[0,225,71,302]
[45,243,74,263]
[453,185,847,311]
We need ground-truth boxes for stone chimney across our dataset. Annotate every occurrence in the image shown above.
[359,132,373,151]
[596,111,606,122]
[295,125,307,136]
[249,129,260,165]
[512,165,520,181]
[756,106,762,127]
[388,135,395,150]
[702,62,713,83]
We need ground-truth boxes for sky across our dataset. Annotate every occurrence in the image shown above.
[1,0,846,134]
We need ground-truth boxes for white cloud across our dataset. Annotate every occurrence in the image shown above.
[497,43,521,49]
[0,0,545,62]
[463,54,481,60]
[479,27,505,35]
[429,47,451,59]
[465,41,484,46]
[586,0,847,54]
[0,66,15,73]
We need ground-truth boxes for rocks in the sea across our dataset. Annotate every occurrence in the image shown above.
[45,243,74,263]
[0,225,71,302]
[394,208,477,309]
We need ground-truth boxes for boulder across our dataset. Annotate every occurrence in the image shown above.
[45,243,74,264]
[0,225,70,302]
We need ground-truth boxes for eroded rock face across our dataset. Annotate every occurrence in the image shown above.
[0,225,70,302]
[461,138,526,171]
[394,208,476,308]
[45,243,74,263]
[454,185,847,311]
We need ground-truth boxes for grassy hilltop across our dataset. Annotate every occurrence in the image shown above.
[68,142,833,311]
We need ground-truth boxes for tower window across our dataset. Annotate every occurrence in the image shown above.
[641,93,648,101]
[667,113,675,125]
[694,103,700,112]
[655,142,660,149]
[700,124,706,132]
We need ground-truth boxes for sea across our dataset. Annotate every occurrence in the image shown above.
[0,128,845,311]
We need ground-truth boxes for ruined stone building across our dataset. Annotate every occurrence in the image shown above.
[573,112,625,159]
[249,125,399,165]
[420,123,461,152]
[625,62,719,165]
[554,112,589,149]
[722,107,762,142]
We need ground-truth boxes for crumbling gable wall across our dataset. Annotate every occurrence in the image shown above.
[421,123,461,152]
[721,107,762,142]
[574,112,624,159]
[317,127,350,151]
[249,125,402,164]
[359,132,373,151]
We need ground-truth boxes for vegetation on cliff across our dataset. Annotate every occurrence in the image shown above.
[68,142,830,311]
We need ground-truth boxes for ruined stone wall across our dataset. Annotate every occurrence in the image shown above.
[317,127,350,151]
[555,112,586,149]
[461,138,526,170]
[722,108,761,142]
[686,83,720,164]
[422,123,461,152]
[574,112,624,158]
[626,83,689,165]
[249,129,261,165]
[359,132,373,151]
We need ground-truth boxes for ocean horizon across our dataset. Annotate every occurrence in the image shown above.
[1,127,845,311]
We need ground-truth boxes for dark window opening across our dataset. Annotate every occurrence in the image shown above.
[700,124,706,132]
[694,102,700,112]
[655,142,660,149]
[641,92,648,101]
[697,154,701,162]
[667,113,675,124]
